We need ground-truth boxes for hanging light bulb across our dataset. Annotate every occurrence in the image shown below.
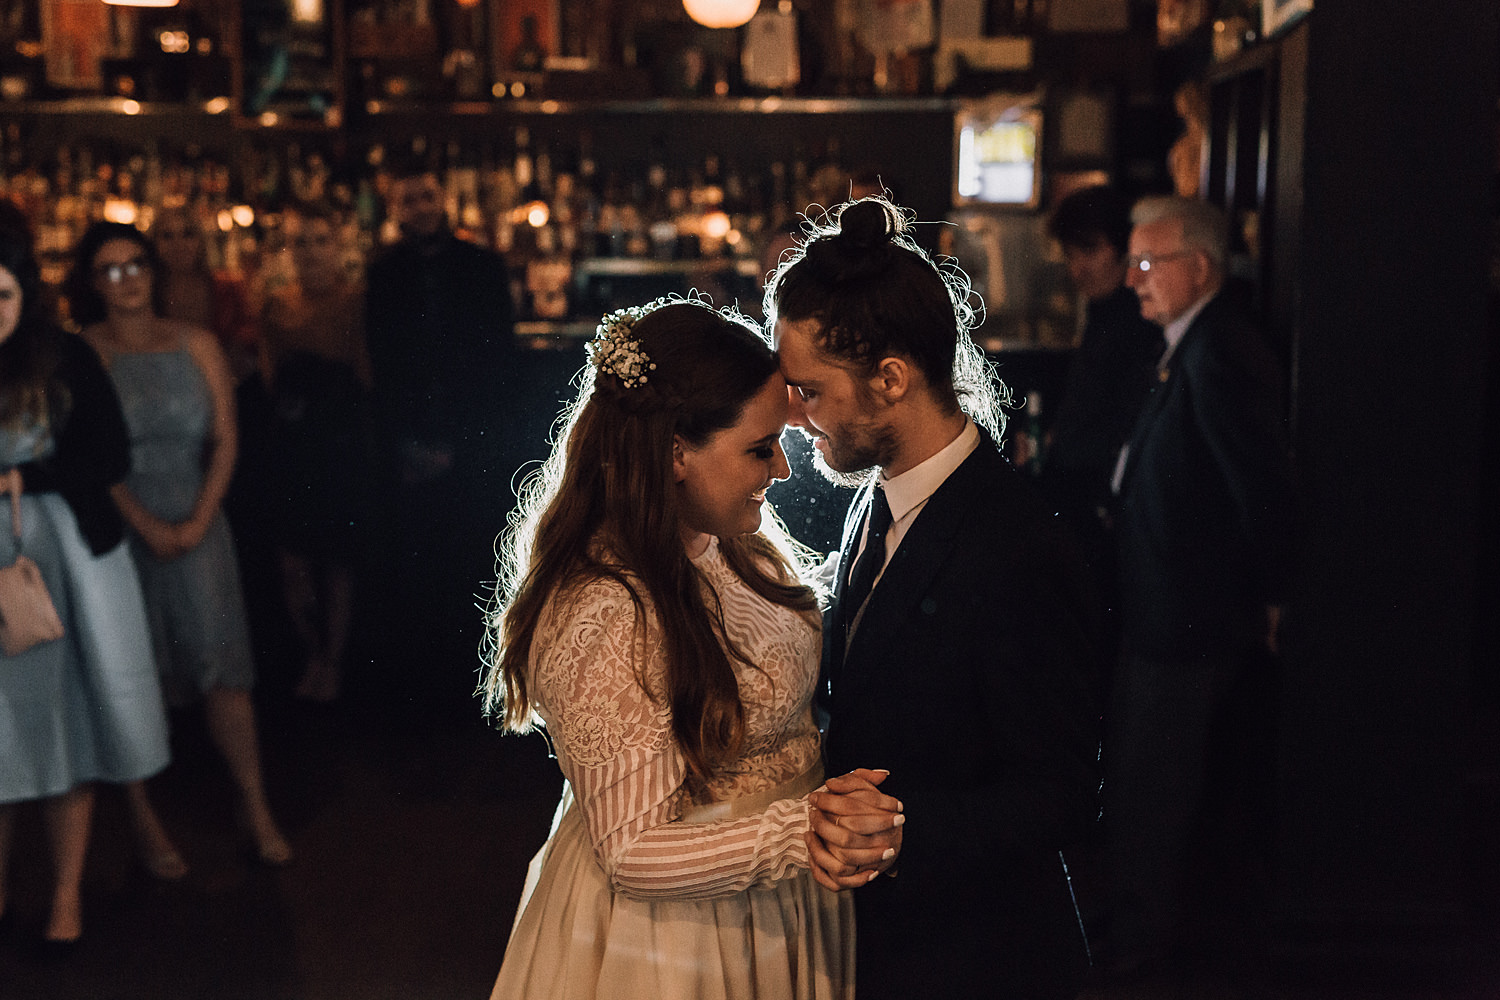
[102,0,181,8]
[682,0,760,29]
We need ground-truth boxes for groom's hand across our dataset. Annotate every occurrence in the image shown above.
[804,769,904,891]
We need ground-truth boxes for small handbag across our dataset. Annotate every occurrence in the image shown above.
[0,473,65,657]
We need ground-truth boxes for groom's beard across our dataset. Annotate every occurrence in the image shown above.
[802,424,898,488]
[810,444,870,489]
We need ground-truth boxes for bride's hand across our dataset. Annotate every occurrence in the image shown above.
[804,769,904,890]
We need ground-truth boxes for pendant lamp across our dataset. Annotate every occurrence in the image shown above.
[682,0,760,29]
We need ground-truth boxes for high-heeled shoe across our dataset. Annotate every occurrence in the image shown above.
[252,835,294,868]
[235,805,294,867]
[141,846,189,881]
[36,900,82,964]
[35,934,81,964]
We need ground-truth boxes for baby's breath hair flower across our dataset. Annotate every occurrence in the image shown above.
[588,304,658,389]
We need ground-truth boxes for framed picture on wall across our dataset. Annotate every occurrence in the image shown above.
[1262,0,1312,37]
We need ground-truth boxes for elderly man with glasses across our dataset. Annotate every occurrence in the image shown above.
[1095,195,1297,981]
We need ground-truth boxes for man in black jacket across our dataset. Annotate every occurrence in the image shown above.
[770,197,1101,999]
[1043,186,1164,589]
[364,163,522,706]
[1101,195,1296,976]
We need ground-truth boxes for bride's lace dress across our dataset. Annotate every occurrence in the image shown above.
[491,537,853,999]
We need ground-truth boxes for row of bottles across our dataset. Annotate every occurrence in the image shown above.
[2,0,1088,110]
[413,126,852,320]
[0,120,858,323]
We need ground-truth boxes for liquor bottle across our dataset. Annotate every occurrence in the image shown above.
[525,222,572,320]
[1016,390,1045,475]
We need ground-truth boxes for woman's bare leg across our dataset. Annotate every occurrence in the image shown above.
[0,804,14,920]
[204,688,291,865]
[41,785,94,942]
[124,780,187,880]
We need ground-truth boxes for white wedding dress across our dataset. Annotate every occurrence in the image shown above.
[490,537,853,1000]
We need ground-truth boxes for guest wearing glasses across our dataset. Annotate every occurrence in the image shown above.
[65,222,292,868]
[1096,195,1296,979]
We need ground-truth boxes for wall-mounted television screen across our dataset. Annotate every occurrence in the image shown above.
[954,103,1043,210]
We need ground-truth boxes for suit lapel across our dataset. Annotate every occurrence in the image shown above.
[1120,299,1216,491]
[836,443,995,694]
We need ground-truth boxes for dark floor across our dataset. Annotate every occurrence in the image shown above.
[2,610,1498,999]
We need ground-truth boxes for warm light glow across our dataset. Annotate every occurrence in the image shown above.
[231,205,256,228]
[525,201,549,228]
[682,0,760,28]
[290,0,323,24]
[121,99,141,115]
[159,30,190,54]
[102,0,180,7]
[453,0,482,7]
[701,210,731,240]
[217,210,234,233]
[102,198,139,225]
[203,97,231,115]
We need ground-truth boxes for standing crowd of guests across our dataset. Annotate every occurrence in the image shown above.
[0,156,524,956]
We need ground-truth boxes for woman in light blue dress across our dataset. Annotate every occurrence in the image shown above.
[67,222,291,867]
[0,221,170,950]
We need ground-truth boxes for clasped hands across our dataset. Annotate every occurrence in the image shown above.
[805,768,904,892]
[137,513,211,561]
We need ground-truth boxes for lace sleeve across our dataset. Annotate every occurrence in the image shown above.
[532,576,813,901]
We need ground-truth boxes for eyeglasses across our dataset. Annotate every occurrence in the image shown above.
[95,258,150,284]
[1126,250,1192,273]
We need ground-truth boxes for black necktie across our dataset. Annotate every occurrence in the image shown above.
[843,485,893,631]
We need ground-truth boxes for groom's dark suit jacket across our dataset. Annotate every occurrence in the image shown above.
[821,433,1101,999]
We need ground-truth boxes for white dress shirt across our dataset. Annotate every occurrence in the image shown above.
[849,418,980,594]
[1110,289,1216,496]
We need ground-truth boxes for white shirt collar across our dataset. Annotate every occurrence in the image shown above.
[1158,288,1217,369]
[880,418,980,525]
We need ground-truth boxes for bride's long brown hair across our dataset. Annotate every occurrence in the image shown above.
[481,298,818,790]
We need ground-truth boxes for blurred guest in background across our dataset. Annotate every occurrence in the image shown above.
[258,201,372,703]
[0,220,172,951]
[1041,185,1164,661]
[66,222,292,868]
[364,160,522,706]
[152,206,259,384]
[1100,195,1295,978]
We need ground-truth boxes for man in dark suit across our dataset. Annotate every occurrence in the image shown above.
[768,197,1102,999]
[1100,195,1296,976]
[364,162,525,707]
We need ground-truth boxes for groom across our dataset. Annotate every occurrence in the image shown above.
[769,198,1102,999]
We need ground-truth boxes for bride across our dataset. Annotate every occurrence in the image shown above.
[481,297,901,999]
